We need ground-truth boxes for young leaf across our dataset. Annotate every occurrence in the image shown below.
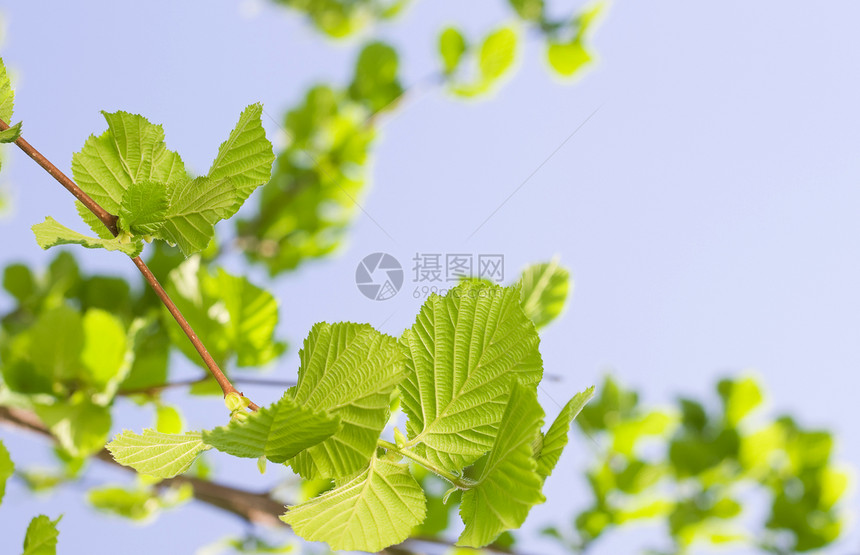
[22,515,61,555]
[158,176,236,255]
[32,217,143,257]
[0,120,22,143]
[547,40,591,77]
[0,56,14,123]
[458,383,546,548]
[399,281,543,469]
[282,457,426,552]
[0,440,13,505]
[71,111,186,214]
[289,322,404,479]
[207,103,275,203]
[439,27,467,75]
[164,258,284,367]
[35,396,111,457]
[519,259,571,329]
[534,386,595,479]
[202,394,341,464]
[106,430,210,478]
[118,180,168,235]
[479,27,517,82]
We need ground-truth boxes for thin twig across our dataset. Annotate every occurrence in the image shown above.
[0,118,258,411]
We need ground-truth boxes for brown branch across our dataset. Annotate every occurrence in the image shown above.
[0,118,257,411]
[0,405,283,526]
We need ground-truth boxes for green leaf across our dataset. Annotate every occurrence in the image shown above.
[28,305,84,384]
[32,217,143,257]
[439,27,467,75]
[480,27,518,82]
[509,0,544,21]
[35,395,111,457]
[22,515,61,555]
[289,322,404,479]
[164,258,284,368]
[348,42,404,113]
[282,456,426,552]
[106,429,210,478]
[71,111,186,215]
[207,103,274,203]
[88,486,160,521]
[75,201,114,239]
[534,386,595,478]
[0,440,13,505]
[458,383,546,548]
[547,40,592,77]
[399,281,543,469]
[519,259,571,329]
[118,180,168,235]
[0,120,21,143]
[718,377,764,426]
[81,308,129,392]
[0,57,14,123]
[203,394,340,464]
[158,176,236,256]
[155,405,183,434]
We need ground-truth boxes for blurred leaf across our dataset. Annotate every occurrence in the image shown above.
[509,0,543,21]
[519,259,571,329]
[22,514,61,555]
[35,395,111,457]
[88,486,158,520]
[0,440,12,504]
[718,377,763,426]
[439,27,467,74]
[349,42,403,113]
[547,40,591,77]
[155,405,182,434]
[480,27,518,82]
[164,257,285,369]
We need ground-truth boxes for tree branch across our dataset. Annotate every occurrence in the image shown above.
[0,119,258,411]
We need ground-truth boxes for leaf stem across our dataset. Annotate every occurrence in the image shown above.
[377,439,475,490]
[0,118,258,411]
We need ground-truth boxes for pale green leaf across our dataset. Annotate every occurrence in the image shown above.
[0,57,14,123]
[547,40,592,77]
[71,111,186,214]
[106,429,210,478]
[439,27,467,74]
[289,322,404,479]
[203,394,340,464]
[480,27,517,82]
[0,440,13,505]
[519,259,571,329]
[399,281,543,469]
[0,120,21,143]
[155,405,183,434]
[282,456,426,552]
[75,201,114,239]
[32,217,143,257]
[164,257,284,368]
[158,176,236,255]
[22,515,61,555]
[81,309,128,391]
[118,180,168,235]
[28,305,83,383]
[458,383,546,548]
[35,396,111,457]
[534,386,595,478]
[509,0,544,21]
[208,103,274,205]
[88,486,160,521]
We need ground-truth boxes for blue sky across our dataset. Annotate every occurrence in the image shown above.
[1,1,859,553]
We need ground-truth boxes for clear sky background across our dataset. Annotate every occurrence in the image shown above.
[0,1,859,553]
